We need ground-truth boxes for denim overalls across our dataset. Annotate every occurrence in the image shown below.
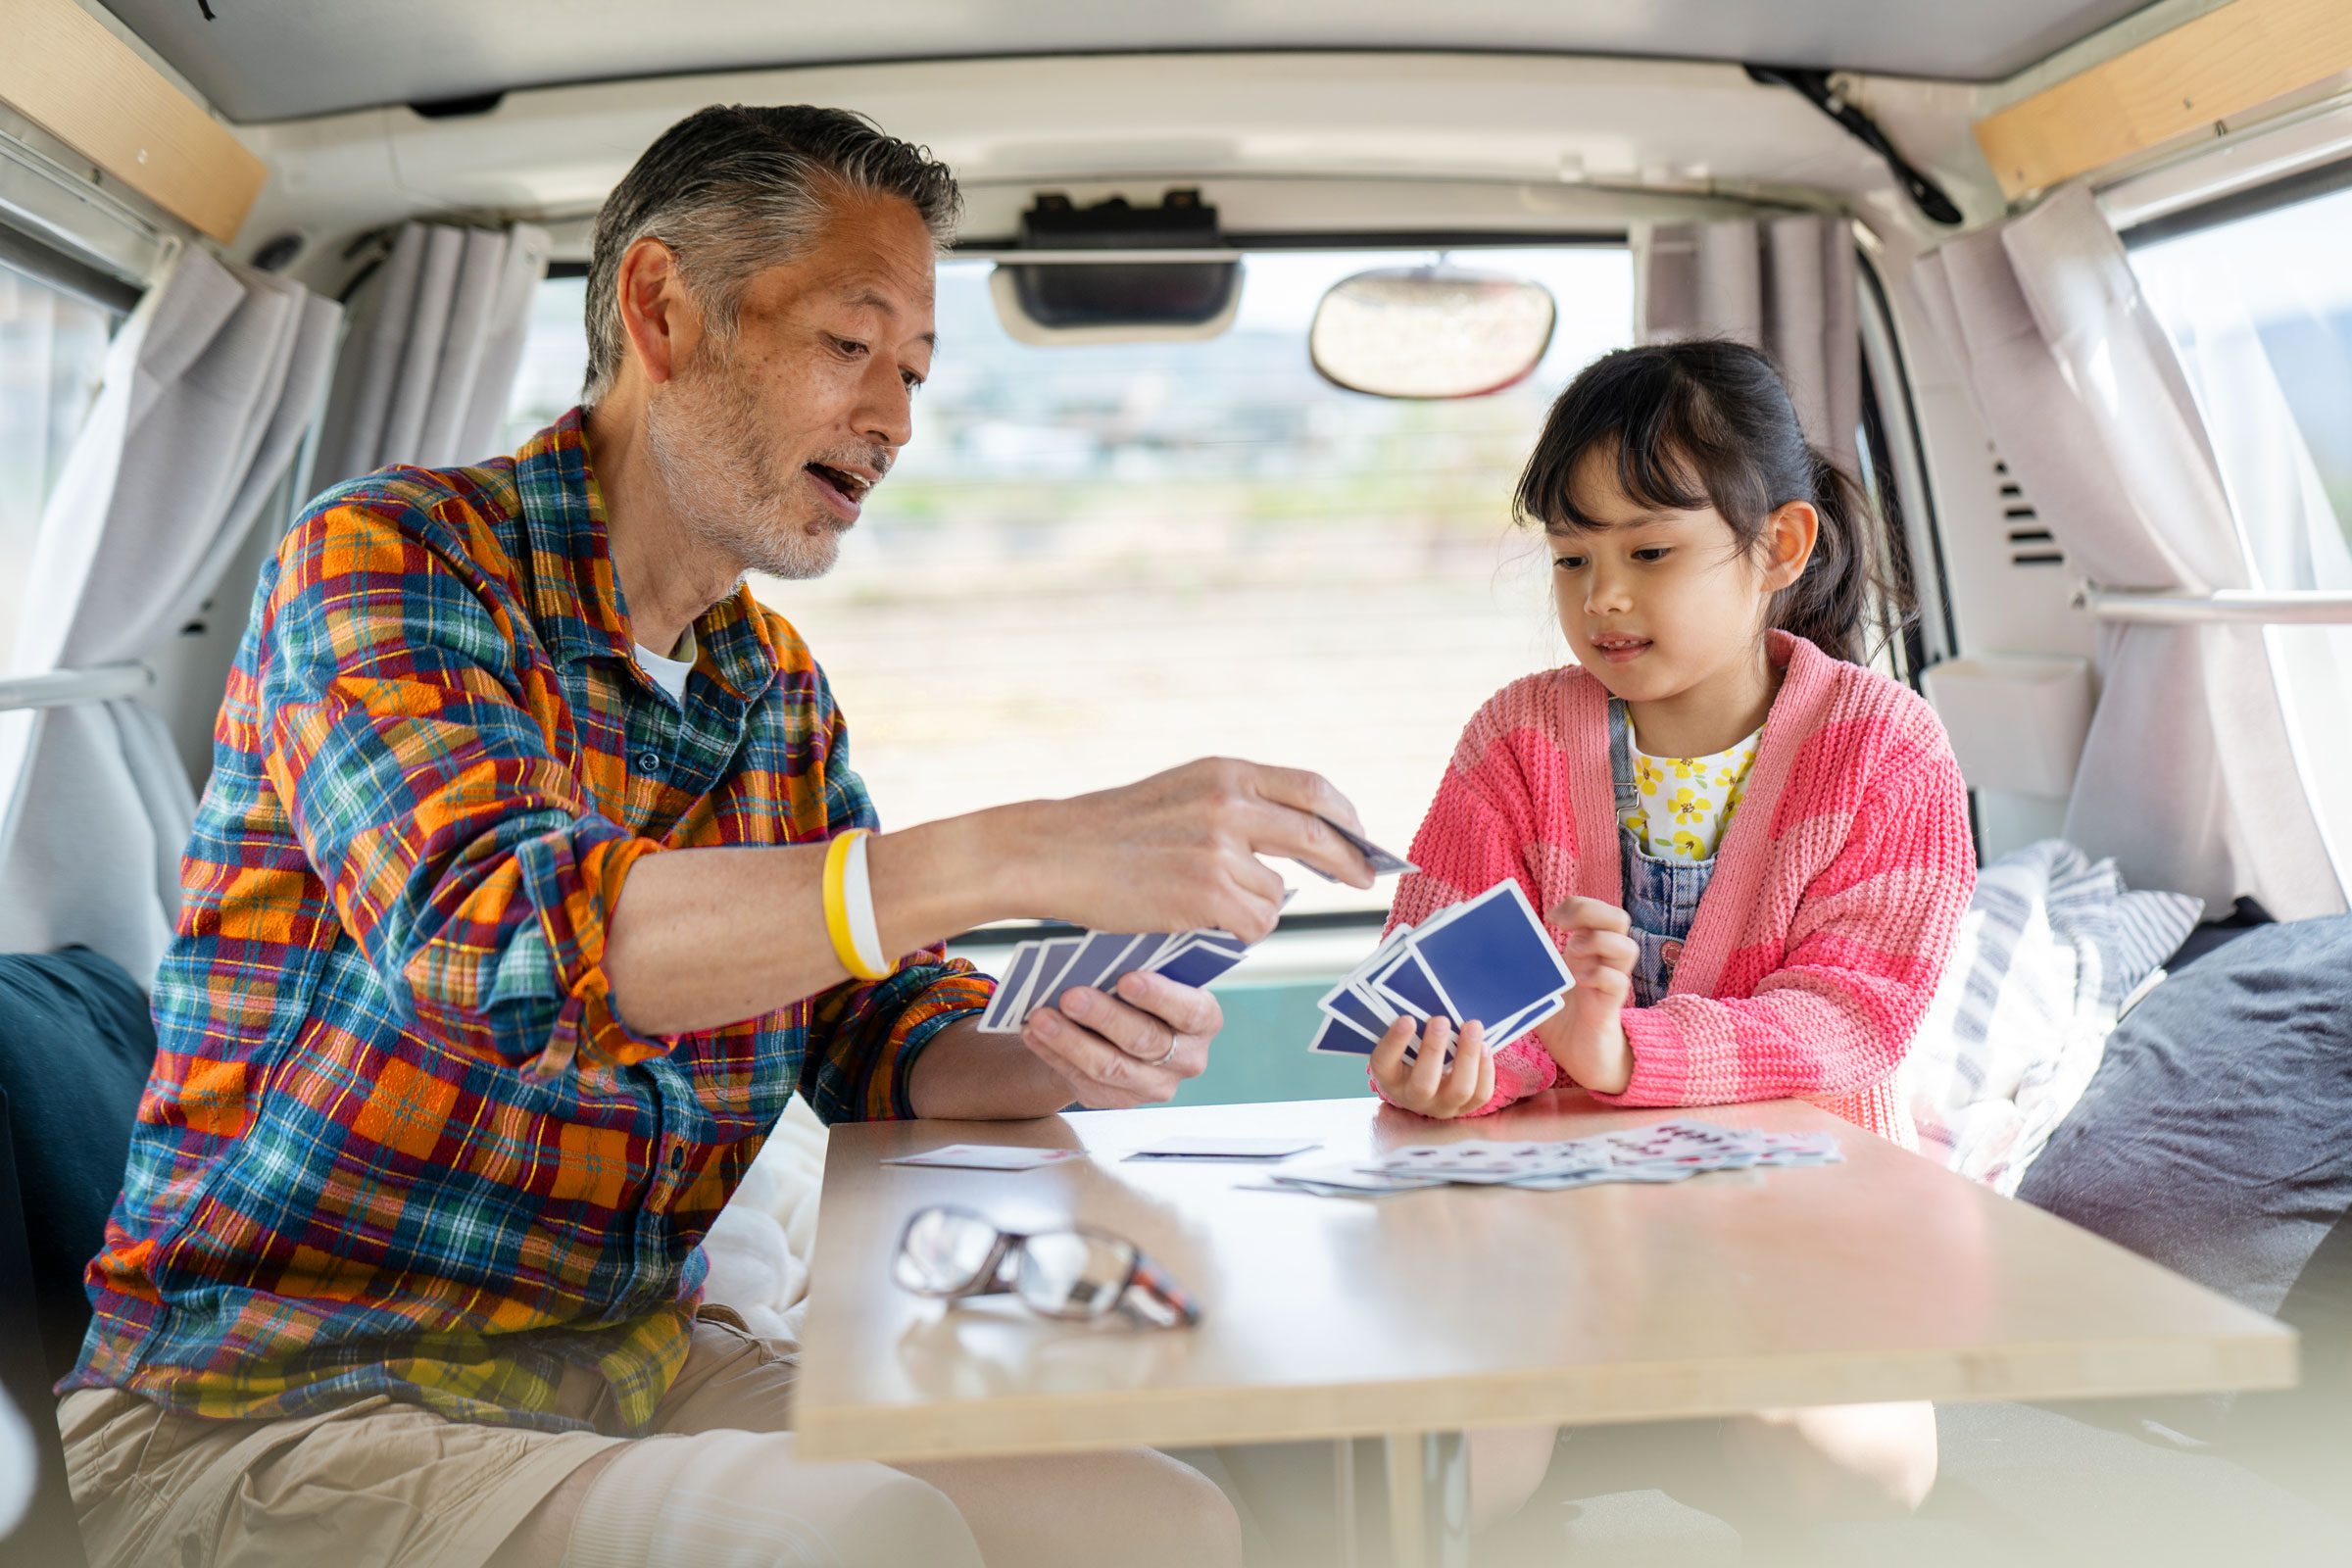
[1610,699,1719,1006]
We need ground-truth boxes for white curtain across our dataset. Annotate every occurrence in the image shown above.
[1914,185,2344,920]
[310,220,551,485]
[1638,214,1861,471]
[0,248,340,979]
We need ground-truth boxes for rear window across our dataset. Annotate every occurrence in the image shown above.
[504,245,1635,918]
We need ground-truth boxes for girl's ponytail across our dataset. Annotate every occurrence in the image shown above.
[1514,339,1916,667]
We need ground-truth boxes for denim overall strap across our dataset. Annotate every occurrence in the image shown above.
[1611,700,1719,1007]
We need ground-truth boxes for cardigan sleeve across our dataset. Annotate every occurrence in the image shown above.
[1595,746,1973,1110]
[1374,688,1570,1116]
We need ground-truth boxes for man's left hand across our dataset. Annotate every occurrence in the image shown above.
[1019,968,1220,1109]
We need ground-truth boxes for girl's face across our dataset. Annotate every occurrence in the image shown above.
[1548,444,1816,710]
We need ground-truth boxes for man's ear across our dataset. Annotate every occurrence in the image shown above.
[613,237,703,388]
[1762,499,1820,590]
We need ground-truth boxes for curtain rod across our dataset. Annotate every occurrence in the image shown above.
[2079,588,2352,625]
[0,662,153,713]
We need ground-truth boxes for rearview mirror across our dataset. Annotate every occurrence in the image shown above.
[1308,266,1557,399]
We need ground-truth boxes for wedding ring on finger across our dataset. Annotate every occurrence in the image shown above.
[1151,1037,1180,1067]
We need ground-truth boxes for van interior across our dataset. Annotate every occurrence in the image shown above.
[3,1,2350,1564]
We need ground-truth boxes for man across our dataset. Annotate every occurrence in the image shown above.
[59,105,1375,1568]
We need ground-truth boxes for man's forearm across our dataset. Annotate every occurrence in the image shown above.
[604,804,1043,1038]
[906,1017,1077,1120]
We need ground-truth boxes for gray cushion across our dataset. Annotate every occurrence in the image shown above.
[2014,913,2352,1475]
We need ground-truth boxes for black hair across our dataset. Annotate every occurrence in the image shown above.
[1512,338,1911,666]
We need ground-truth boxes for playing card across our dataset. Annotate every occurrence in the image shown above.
[1305,1012,1381,1055]
[1045,931,1151,1009]
[1148,936,1249,990]
[1266,1160,1447,1193]
[1370,946,1446,1021]
[1412,881,1574,1031]
[979,941,1046,1033]
[1020,935,1091,1019]
[882,1144,1082,1171]
[1297,814,1418,882]
[1317,976,1398,1042]
[1481,990,1566,1051]
[1124,1136,1323,1160]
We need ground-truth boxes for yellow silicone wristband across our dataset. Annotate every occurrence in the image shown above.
[821,830,887,981]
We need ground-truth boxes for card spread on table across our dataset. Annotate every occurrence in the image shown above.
[1124,1136,1324,1161]
[1250,1120,1842,1198]
[882,1144,1083,1171]
[1307,880,1573,1058]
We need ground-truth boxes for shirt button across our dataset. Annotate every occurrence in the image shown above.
[637,751,663,773]
[667,1145,687,1172]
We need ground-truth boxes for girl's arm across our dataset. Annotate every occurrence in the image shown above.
[1591,751,1974,1111]
[1376,698,1573,1117]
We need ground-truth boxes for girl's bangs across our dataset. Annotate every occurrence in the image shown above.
[1516,360,1724,533]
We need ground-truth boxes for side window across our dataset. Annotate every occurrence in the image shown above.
[2128,178,2352,575]
[0,260,113,664]
[504,247,1636,919]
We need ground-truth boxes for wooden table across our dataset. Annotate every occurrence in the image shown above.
[796,1094,2295,1565]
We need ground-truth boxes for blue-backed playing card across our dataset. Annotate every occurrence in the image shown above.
[1412,880,1573,1029]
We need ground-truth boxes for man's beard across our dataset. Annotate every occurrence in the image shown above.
[643,339,842,582]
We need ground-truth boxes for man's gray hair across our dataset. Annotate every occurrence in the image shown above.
[582,104,961,406]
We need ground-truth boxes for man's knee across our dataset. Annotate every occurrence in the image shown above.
[820,1466,986,1568]
[1075,1450,1243,1568]
[550,1432,984,1568]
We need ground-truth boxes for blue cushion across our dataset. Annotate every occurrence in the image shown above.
[0,947,155,1381]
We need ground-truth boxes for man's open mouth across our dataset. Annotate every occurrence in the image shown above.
[805,463,873,508]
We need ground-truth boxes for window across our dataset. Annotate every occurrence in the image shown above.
[2129,178,2352,575]
[503,246,1635,917]
[2130,174,2352,883]
[0,259,112,664]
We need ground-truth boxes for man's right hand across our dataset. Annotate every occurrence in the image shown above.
[1011,758,1376,942]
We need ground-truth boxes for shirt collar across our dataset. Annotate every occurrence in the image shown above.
[514,408,780,705]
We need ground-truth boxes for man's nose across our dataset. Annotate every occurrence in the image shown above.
[859,360,913,451]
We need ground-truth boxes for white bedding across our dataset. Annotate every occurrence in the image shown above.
[1906,840,2201,1193]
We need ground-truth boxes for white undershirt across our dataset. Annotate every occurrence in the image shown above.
[632,624,697,704]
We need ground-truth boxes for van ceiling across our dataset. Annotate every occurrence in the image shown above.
[104,0,2157,123]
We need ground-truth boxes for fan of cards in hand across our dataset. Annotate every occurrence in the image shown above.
[1308,879,1575,1060]
[1265,1119,1844,1198]
[977,816,1418,1036]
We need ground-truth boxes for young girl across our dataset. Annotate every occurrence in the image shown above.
[1372,339,1972,1530]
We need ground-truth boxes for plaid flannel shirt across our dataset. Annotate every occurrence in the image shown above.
[65,410,990,1433]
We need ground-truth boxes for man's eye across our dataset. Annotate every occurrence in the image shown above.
[902,369,925,392]
[833,336,868,358]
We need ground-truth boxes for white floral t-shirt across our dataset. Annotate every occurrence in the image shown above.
[1622,726,1762,863]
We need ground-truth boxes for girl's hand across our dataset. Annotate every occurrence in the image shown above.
[1542,897,1638,1094]
[1369,1014,1494,1119]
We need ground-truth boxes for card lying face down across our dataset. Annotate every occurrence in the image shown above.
[1307,879,1573,1059]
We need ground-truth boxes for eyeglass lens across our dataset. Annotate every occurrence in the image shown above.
[1014,1229,1139,1318]
[893,1207,1001,1295]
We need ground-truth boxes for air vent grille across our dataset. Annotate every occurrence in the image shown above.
[1996,457,2063,567]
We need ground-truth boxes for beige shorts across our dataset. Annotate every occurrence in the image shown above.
[59,1305,970,1568]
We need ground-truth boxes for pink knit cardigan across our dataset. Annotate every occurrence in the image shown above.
[1385,632,1974,1144]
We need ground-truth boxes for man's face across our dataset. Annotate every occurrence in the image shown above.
[643,188,938,581]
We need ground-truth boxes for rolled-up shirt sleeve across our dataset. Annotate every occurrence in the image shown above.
[261,493,671,1072]
[793,666,993,1123]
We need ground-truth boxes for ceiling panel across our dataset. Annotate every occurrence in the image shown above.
[104,0,2158,123]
